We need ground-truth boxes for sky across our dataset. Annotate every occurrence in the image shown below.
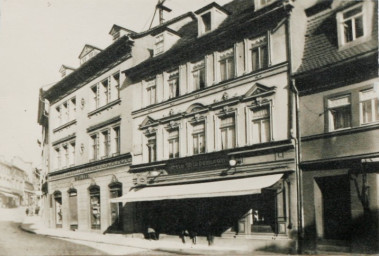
[0,0,234,167]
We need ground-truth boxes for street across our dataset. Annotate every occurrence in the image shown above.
[0,207,174,256]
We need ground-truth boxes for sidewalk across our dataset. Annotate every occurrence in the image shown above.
[20,215,250,255]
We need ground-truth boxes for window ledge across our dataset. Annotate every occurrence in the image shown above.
[53,120,77,133]
[338,36,373,52]
[88,99,121,117]
[303,122,379,142]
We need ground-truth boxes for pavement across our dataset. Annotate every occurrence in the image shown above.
[20,215,251,255]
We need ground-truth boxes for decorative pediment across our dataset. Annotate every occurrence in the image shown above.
[217,106,236,117]
[244,83,276,98]
[143,126,157,136]
[59,65,75,73]
[189,113,206,124]
[165,120,180,131]
[78,44,102,59]
[140,116,157,129]
[186,103,207,114]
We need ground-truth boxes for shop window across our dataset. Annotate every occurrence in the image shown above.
[360,88,379,125]
[147,135,157,163]
[251,106,270,144]
[53,191,62,228]
[219,49,234,82]
[168,130,179,159]
[327,95,351,131]
[192,61,205,91]
[168,71,179,99]
[109,181,122,230]
[89,185,101,230]
[250,36,268,72]
[192,122,205,154]
[68,188,78,230]
[220,116,236,150]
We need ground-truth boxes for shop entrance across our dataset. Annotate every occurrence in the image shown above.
[68,188,78,230]
[315,175,351,241]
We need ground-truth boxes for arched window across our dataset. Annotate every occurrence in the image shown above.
[53,191,62,228]
[88,184,101,230]
[67,187,78,230]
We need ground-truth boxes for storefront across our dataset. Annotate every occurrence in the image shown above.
[112,142,299,253]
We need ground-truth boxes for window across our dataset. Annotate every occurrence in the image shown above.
[328,95,351,131]
[91,85,100,110]
[101,79,110,106]
[55,106,62,126]
[90,134,99,160]
[69,142,75,166]
[360,88,379,125]
[155,34,164,55]
[146,79,156,105]
[341,6,364,44]
[220,54,235,81]
[252,106,270,144]
[63,102,69,123]
[201,13,211,33]
[147,135,157,163]
[168,71,179,99]
[220,116,236,150]
[63,144,69,168]
[168,130,179,159]
[112,127,120,156]
[89,186,101,230]
[251,38,268,72]
[54,192,63,228]
[192,61,205,90]
[112,73,120,101]
[54,147,61,170]
[101,130,111,158]
[193,123,205,154]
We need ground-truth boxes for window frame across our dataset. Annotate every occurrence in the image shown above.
[168,129,180,159]
[154,33,165,56]
[219,48,235,82]
[192,122,206,155]
[359,87,379,125]
[220,115,236,150]
[326,94,352,132]
[250,104,272,144]
[192,60,206,91]
[146,79,157,106]
[168,70,180,99]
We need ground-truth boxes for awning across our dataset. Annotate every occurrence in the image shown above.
[0,191,19,198]
[111,174,283,203]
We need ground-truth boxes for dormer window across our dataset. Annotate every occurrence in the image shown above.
[195,3,230,37]
[155,34,164,56]
[336,2,374,48]
[201,13,211,33]
[79,45,102,66]
[255,0,276,10]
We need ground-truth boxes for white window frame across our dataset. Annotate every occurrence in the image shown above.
[327,94,352,132]
[146,79,157,106]
[219,48,235,82]
[220,115,236,150]
[168,129,180,159]
[250,36,269,72]
[192,60,206,91]
[154,33,164,56]
[168,70,179,99]
[359,88,379,125]
[192,122,206,155]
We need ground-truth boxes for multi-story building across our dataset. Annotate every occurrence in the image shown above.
[111,0,307,252]
[37,26,151,232]
[0,156,34,208]
[294,0,378,253]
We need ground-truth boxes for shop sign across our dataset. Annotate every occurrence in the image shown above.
[167,152,229,174]
[75,173,89,181]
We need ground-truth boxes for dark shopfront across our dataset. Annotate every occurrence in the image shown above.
[113,146,298,252]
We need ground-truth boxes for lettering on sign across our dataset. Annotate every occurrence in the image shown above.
[75,173,89,181]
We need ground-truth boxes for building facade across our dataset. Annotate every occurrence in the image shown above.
[111,0,308,253]
[37,28,152,232]
[294,0,378,253]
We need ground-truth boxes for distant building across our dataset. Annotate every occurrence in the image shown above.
[0,156,35,208]
[294,0,378,253]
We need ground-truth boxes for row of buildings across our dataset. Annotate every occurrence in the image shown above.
[37,0,378,254]
[0,156,38,208]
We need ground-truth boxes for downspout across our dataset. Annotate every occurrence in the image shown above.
[285,11,304,254]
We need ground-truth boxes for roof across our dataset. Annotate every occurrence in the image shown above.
[43,36,133,103]
[60,65,76,71]
[194,2,232,15]
[109,24,137,36]
[125,0,291,81]
[295,1,378,75]
[78,44,103,59]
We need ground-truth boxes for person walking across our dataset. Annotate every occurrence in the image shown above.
[147,226,157,240]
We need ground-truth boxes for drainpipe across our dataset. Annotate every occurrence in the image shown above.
[285,10,304,253]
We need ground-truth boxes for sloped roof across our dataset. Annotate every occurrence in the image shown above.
[125,0,291,81]
[43,36,133,103]
[296,1,378,75]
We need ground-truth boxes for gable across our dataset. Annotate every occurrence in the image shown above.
[244,83,276,97]
[78,45,102,59]
[140,116,157,128]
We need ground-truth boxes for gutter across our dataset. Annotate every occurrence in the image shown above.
[286,12,304,254]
